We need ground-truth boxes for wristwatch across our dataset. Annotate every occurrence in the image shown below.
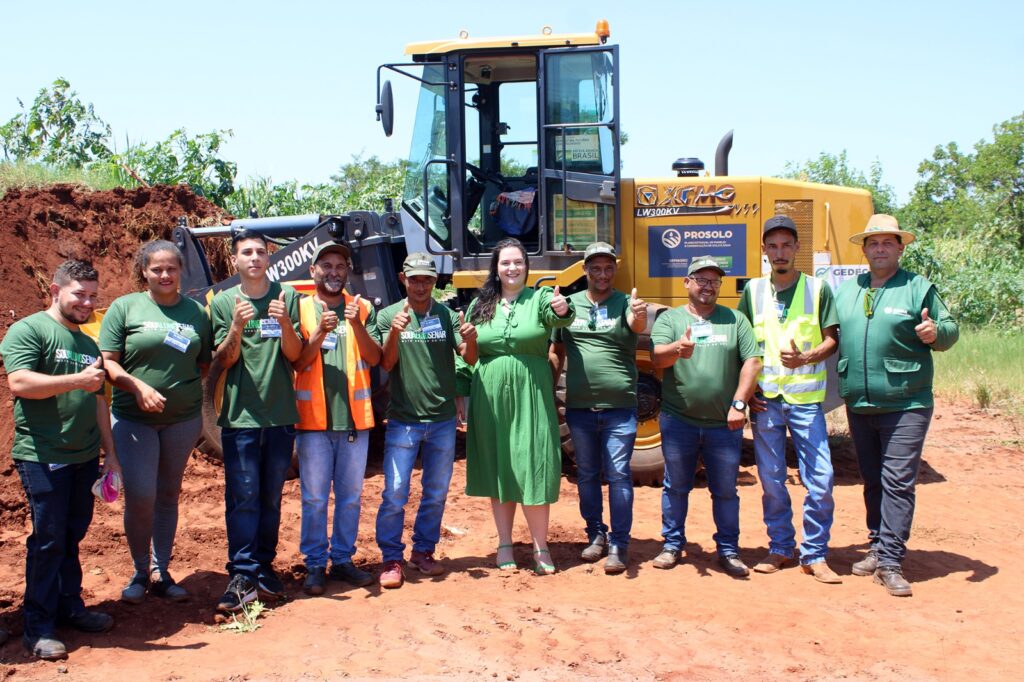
[731,399,747,412]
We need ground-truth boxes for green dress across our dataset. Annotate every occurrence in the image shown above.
[464,286,575,504]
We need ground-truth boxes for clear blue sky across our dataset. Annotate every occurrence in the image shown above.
[2,1,1021,203]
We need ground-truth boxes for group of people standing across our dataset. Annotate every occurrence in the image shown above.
[0,212,956,661]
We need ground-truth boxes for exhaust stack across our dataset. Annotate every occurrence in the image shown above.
[715,130,734,176]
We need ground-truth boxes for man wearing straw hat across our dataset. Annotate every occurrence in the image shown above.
[835,214,959,597]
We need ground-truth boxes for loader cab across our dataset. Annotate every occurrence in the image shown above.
[382,23,620,278]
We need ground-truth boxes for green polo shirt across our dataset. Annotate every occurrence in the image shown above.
[553,290,637,409]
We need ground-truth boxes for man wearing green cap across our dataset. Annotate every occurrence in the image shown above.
[650,255,762,578]
[836,214,958,597]
[292,240,382,595]
[374,252,478,589]
[738,215,842,584]
[549,242,646,575]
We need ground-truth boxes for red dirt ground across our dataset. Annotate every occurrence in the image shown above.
[0,187,1022,680]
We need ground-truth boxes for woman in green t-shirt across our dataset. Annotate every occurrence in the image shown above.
[99,240,213,605]
[464,238,575,575]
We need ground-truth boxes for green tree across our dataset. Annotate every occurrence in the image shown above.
[783,150,896,214]
[0,78,111,166]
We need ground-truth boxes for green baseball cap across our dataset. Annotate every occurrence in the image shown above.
[686,255,726,277]
[402,252,437,278]
[312,240,351,264]
[583,241,617,263]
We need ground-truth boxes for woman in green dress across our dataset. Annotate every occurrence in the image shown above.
[465,238,574,574]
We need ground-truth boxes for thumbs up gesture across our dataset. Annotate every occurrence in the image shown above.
[458,309,477,342]
[550,285,569,316]
[677,325,695,359]
[78,356,106,393]
[629,286,647,320]
[392,299,412,333]
[267,290,289,324]
[780,337,806,369]
[915,307,937,345]
[318,299,339,333]
[232,294,255,327]
[344,293,364,325]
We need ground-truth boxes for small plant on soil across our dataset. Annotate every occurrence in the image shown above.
[219,599,266,634]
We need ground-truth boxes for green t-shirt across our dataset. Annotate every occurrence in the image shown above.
[301,299,381,430]
[553,290,637,409]
[0,311,102,463]
[737,275,838,330]
[376,300,462,423]
[210,282,300,428]
[651,305,761,427]
[99,292,213,424]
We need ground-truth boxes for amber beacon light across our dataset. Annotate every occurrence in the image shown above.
[596,19,610,43]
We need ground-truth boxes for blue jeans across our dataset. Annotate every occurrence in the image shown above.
[565,408,636,549]
[375,418,457,563]
[659,413,743,556]
[221,425,296,580]
[751,398,835,564]
[15,458,98,638]
[296,429,369,567]
[847,407,933,568]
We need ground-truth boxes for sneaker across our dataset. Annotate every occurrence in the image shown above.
[652,548,680,569]
[752,553,794,574]
[409,550,445,576]
[328,561,374,588]
[216,574,257,614]
[150,572,189,601]
[61,610,114,633]
[257,568,286,599]
[121,572,149,604]
[303,566,327,596]
[23,635,67,661]
[379,560,405,589]
[852,550,879,576]
[604,546,628,575]
[801,561,843,584]
[580,535,608,562]
[874,566,913,597]
[717,554,750,578]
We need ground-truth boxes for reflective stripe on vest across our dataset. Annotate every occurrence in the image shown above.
[295,294,375,430]
[751,273,827,404]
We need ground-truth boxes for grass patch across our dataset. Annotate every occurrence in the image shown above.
[218,599,267,633]
[0,160,122,197]
[933,327,1024,412]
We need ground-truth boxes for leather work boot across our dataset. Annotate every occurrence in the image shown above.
[801,561,843,584]
[652,548,680,569]
[580,535,607,562]
[752,553,794,574]
[604,546,627,575]
[874,566,913,597]
[24,635,67,661]
[717,554,750,578]
[851,550,879,576]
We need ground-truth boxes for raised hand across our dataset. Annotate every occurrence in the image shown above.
[267,291,289,324]
[915,307,937,345]
[780,338,805,369]
[629,287,647,319]
[677,326,695,359]
[344,293,364,325]
[232,295,256,328]
[78,356,106,393]
[550,285,569,316]
[318,300,339,333]
[458,310,477,342]
[391,300,412,333]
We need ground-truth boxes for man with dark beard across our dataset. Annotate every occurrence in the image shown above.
[0,260,118,659]
[292,241,382,595]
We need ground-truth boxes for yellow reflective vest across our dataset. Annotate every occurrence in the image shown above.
[750,273,826,405]
[295,294,374,431]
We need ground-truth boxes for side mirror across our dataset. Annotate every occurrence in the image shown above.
[376,80,394,137]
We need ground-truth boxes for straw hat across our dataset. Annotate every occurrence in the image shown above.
[848,214,915,245]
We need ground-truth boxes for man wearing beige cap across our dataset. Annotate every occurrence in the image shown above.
[835,214,959,596]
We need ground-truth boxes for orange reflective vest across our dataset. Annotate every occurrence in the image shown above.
[295,294,374,431]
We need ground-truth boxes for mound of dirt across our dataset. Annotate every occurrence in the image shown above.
[0,184,229,524]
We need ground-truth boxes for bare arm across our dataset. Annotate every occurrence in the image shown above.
[101,350,166,413]
[7,362,105,400]
[96,397,121,476]
[549,342,565,386]
[726,356,763,430]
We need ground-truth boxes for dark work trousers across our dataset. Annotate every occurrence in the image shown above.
[846,407,933,567]
[15,458,99,638]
